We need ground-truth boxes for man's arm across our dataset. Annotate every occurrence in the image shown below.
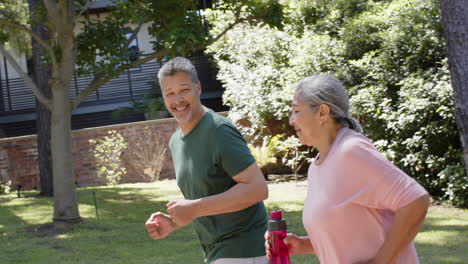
[167,162,268,226]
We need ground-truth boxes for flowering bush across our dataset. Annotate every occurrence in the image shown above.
[89,131,127,185]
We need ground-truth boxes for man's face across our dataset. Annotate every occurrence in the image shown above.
[161,72,202,124]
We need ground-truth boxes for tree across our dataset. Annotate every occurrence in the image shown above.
[0,0,283,228]
[440,0,468,178]
[29,0,53,197]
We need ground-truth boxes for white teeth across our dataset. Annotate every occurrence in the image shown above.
[175,105,187,111]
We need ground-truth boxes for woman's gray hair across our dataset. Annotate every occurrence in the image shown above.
[157,57,199,86]
[295,74,362,133]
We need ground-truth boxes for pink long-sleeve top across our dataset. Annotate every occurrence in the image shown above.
[303,128,428,264]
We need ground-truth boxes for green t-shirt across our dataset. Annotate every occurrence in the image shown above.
[169,110,267,263]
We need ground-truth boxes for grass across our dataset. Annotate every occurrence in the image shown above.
[0,180,467,264]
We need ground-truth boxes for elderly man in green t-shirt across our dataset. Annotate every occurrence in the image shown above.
[145,57,269,264]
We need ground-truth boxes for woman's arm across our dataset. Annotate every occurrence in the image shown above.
[355,194,430,264]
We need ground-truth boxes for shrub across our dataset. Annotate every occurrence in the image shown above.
[440,163,468,208]
[276,136,313,176]
[122,127,167,182]
[89,131,127,185]
[0,179,11,195]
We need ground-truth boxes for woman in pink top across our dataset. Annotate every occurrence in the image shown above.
[266,75,430,264]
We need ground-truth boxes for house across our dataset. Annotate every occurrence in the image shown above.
[0,0,225,138]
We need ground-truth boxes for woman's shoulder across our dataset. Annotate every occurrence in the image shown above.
[338,131,376,158]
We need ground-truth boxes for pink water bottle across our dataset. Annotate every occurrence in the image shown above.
[268,211,291,264]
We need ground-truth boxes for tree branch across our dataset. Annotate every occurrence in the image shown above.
[72,48,172,109]
[208,5,246,44]
[0,18,58,71]
[0,44,52,110]
[72,4,248,109]
[75,0,95,22]
[124,21,144,49]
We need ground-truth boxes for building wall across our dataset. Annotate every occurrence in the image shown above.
[0,48,28,80]
[0,117,179,191]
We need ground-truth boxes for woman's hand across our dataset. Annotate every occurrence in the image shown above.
[352,259,377,264]
[265,231,314,258]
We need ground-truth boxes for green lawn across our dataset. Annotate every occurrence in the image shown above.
[0,180,466,264]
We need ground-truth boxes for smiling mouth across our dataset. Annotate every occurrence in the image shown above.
[173,104,188,112]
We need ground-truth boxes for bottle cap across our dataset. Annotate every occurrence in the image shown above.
[270,211,282,220]
[268,211,287,231]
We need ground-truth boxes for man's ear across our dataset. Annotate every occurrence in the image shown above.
[197,81,202,96]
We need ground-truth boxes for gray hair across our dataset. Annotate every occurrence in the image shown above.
[157,57,199,86]
[295,74,362,133]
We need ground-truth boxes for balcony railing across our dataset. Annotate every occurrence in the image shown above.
[0,55,222,116]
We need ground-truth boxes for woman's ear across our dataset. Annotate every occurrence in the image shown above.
[318,104,331,121]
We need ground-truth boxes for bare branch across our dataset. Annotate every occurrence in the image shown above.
[0,18,58,71]
[0,44,52,110]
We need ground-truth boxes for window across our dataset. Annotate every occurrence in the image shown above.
[124,33,141,71]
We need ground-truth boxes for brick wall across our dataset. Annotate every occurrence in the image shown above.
[0,117,180,191]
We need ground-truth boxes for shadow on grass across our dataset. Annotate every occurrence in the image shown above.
[0,185,203,264]
[2,185,467,264]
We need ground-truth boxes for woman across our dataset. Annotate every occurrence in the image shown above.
[266,75,430,263]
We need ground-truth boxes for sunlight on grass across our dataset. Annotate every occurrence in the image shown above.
[78,204,98,218]
[56,233,72,239]
[0,180,467,264]
[417,230,461,246]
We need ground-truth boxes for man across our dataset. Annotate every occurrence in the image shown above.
[145,57,269,264]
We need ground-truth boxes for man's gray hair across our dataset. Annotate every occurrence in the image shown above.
[295,74,363,133]
[157,57,199,86]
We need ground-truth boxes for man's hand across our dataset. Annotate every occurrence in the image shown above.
[166,199,199,227]
[145,212,178,240]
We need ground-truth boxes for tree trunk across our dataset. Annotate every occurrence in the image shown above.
[29,0,53,196]
[51,86,81,226]
[440,0,468,176]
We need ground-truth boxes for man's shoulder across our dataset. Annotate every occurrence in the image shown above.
[207,111,240,131]
[169,128,181,146]
[207,111,232,127]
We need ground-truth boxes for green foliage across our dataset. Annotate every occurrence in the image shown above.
[0,0,31,54]
[76,16,134,76]
[208,0,466,207]
[248,135,281,168]
[75,0,285,76]
[110,94,167,120]
[353,61,462,200]
[276,136,312,175]
[89,131,127,185]
[440,163,468,208]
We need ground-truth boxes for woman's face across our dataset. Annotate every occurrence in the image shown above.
[289,94,322,146]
